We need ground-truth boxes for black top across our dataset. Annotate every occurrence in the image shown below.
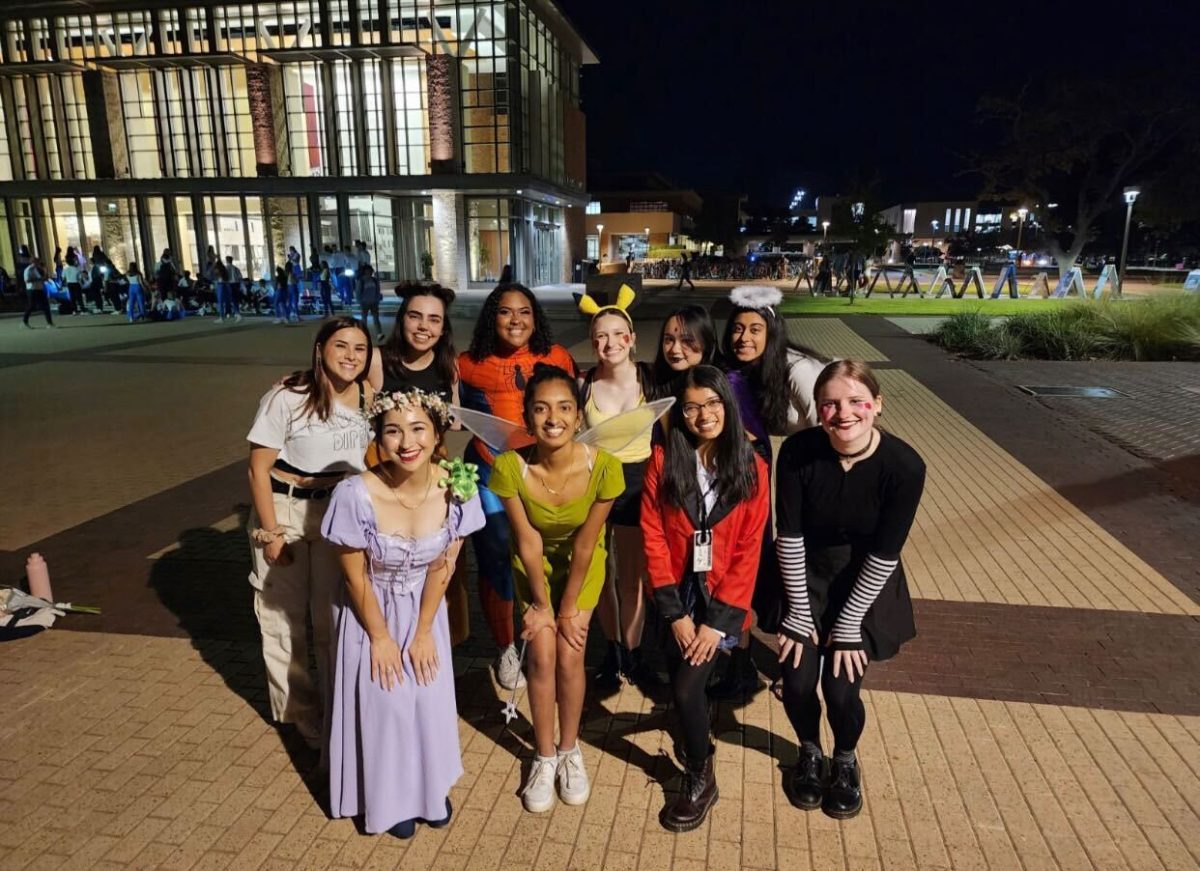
[775,427,925,557]
[381,358,452,401]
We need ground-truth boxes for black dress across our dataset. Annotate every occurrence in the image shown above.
[775,428,926,662]
[381,358,452,401]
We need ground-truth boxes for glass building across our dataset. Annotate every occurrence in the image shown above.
[0,1,594,288]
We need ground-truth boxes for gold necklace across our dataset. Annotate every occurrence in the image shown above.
[385,465,434,511]
[533,444,579,497]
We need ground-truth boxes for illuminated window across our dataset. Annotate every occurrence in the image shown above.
[281,62,326,176]
[468,198,511,282]
[585,202,600,215]
[120,71,162,178]
[393,58,430,175]
[331,60,357,175]
[902,208,916,234]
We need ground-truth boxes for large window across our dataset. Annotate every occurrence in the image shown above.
[331,60,357,175]
[468,198,510,283]
[120,71,162,178]
[463,55,510,173]
[281,62,326,176]
[393,58,429,174]
[265,196,311,272]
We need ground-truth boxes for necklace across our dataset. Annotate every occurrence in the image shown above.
[835,429,876,461]
[385,465,435,511]
[533,444,579,497]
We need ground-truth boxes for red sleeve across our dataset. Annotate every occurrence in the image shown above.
[710,458,770,611]
[640,447,675,591]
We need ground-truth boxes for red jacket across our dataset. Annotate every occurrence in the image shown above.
[640,445,770,635]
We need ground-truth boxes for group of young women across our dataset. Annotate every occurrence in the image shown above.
[243,279,925,839]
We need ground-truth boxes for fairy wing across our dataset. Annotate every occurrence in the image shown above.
[450,406,533,454]
[576,398,674,455]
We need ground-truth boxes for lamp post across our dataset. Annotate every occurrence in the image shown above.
[1015,206,1028,255]
[1118,186,1140,297]
[596,223,604,261]
[644,226,651,257]
[821,220,830,244]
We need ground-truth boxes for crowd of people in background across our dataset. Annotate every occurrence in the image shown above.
[6,239,380,328]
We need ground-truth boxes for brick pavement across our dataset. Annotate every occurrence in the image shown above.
[2,307,1200,869]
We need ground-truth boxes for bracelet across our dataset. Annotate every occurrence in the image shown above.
[557,611,580,620]
[251,527,285,544]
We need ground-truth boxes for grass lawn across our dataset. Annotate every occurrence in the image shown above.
[778,296,1089,316]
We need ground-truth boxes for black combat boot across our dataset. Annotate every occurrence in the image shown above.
[786,742,826,811]
[660,746,719,832]
[593,641,625,692]
[822,752,862,820]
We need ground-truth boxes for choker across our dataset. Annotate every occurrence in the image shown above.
[835,430,875,461]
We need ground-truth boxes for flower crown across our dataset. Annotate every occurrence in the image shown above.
[365,388,452,427]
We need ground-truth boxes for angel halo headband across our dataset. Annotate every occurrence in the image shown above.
[729,284,782,316]
[366,388,452,428]
[578,283,636,326]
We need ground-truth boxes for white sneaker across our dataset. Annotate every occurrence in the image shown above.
[272,318,282,325]
[522,756,557,813]
[556,746,591,806]
[233,313,242,323]
[495,644,526,690]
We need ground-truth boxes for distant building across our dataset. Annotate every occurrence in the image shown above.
[879,201,1032,245]
[584,173,703,262]
[0,0,597,288]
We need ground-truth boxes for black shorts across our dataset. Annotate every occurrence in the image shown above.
[609,458,647,527]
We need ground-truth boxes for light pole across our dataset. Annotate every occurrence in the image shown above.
[595,223,604,261]
[1015,206,1028,255]
[644,226,651,257]
[1118,186,1140,297]
[821,220,830,244]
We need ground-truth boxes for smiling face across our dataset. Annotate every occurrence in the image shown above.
[319,326,370,386]
[661,316,704,370]
[402,294,446,355]
[730,311,769,364]
[528,379,581,450]
[379,406,438,471]
[817,375,882,448]
[591,312,635,367]
[681,385,725,443]
[496,290,534,351]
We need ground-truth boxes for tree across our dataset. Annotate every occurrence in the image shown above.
[972,67,1199,278]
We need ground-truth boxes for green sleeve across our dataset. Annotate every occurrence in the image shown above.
[488,451,520,499]
[595,451,626,501]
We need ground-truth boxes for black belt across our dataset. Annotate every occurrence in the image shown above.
[271,477,333,500]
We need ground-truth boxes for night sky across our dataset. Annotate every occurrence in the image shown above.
[557,0,1196,209]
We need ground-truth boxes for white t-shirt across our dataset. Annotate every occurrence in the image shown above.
[63,264,81,284]
[246,385,371,475]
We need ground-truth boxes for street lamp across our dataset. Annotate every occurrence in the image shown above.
[1015,206,1028,254]
[644,226,651,256]
[1118,186,1140,297]
[596,223,604,260]
[821,220,830,243]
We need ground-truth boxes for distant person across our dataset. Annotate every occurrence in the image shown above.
[676,252,696,291]
[22,256,54,329]
[63,252,85,315]
[225,256,244,322]
[357,264,384,342]
[625,250,634,272]
[499,264,513,284]
[125,262,147,322]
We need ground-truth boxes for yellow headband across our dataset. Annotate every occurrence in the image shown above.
[578,284,636,323]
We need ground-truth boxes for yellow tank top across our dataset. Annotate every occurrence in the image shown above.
[583,391,652,464]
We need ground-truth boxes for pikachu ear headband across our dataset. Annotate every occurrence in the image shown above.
[578,284,636,327]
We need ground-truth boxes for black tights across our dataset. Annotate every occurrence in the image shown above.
[780,651,867,754]
[664,641,719,765]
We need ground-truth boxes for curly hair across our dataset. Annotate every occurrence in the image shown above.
[467,282,553,361]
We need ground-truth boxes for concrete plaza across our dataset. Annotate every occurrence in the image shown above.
[2,287,1199,870]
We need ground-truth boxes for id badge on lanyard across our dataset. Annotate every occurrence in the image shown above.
[692,488,714,573]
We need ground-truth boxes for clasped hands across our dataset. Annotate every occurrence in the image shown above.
[670,616,723,666]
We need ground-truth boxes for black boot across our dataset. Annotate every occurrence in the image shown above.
[660,746,719,832]
[707,647,760,700]
[594,641,625,692]
[822,753,862,820]
[622,645,664,691]
[786,743,825,811]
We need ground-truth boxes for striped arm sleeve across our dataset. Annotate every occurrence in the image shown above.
[776,535,815,641]
[830,554,899,647]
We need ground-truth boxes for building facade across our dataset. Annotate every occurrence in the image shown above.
[0,0,594,289]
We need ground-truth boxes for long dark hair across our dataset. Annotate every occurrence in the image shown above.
[280,316,373,422]
[381,282,458,391]
[659,365,758,512]
[650,305,719,399]
[468,282,553,361]
[722,305,827,435]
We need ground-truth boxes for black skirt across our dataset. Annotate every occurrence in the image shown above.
[609,458,646,527]
[805,543,916,662]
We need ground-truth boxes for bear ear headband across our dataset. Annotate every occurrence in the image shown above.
[729,284,782,315]
[578,283,636,320]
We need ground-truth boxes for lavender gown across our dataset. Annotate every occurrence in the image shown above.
[321,474,485,834]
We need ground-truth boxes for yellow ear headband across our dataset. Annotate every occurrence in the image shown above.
[578,284,636,325]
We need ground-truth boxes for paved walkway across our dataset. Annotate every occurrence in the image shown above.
[2,295,1199,869]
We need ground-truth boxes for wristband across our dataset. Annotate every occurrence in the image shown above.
[252,527,285,544]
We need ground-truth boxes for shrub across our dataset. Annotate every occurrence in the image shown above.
[929,295,1200,361]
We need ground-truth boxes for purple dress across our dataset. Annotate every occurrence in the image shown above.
[321,474,485,834]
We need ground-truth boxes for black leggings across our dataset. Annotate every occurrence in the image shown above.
[23,289,53,325]
[780,650,867,754]
[664,639,720,764]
